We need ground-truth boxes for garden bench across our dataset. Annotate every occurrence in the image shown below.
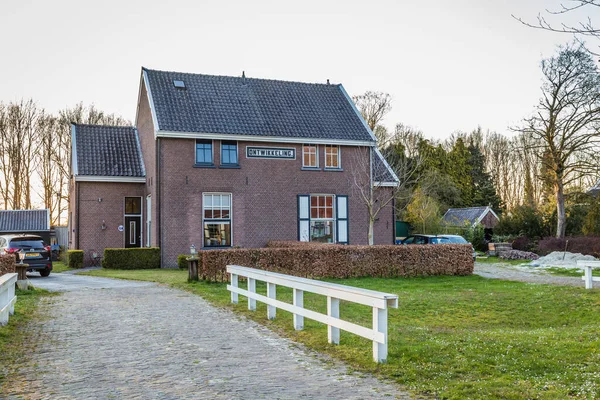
[226,265,398,363]
[578,260,600,289]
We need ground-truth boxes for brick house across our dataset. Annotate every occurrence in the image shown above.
[70,68,399,267]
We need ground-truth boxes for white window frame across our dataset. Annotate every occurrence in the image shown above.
[324,145,341,169]
[202,193,233,247]
[302,144,319,168]
[123,196,143,248]
[309,194,336,243]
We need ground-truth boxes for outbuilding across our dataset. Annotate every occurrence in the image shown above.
[0,209,51,243]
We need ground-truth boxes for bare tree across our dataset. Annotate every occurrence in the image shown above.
[519,43,600,238]
[352,91,392,142]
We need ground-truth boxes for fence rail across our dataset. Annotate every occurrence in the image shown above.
[0,273,17,326]
[226,265,398,363]
[578,260,600,289]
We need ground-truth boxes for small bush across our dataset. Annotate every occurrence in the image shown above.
[67,250,84,269]
[512,236,536,252]
[0,254,16,276]
[177,254,189,269]
[103,248,160,270]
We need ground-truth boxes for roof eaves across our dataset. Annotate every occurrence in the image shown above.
[133,128,146,177]
[374,148,400,183]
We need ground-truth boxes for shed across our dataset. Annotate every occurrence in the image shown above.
[442,206,499,229]
[0,209,51,243]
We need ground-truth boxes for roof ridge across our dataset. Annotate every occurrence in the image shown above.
[143,67,339,88]
[73,123,135,129]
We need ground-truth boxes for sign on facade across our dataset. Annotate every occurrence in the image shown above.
[246,146,296,160]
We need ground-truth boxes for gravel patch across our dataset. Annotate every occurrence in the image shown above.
[474,262,585,287]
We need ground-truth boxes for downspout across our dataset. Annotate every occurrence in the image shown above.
[392,197,396,244]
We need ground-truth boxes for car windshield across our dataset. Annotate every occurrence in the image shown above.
[9,238,46,250]
[441,236,468,244]
[430,237,449,244]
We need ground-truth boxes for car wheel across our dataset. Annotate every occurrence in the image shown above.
[39,269,51,277]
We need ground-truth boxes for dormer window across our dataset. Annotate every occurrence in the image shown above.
[174,80,186,89]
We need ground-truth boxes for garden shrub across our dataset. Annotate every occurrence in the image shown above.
[200,243,474,282]
[103,248,160,269]
[538,236,600,258]
[0,254,15,277]
[177,254,189,269]
[67,250,84,269]
[266,240,330,248]
[511,236,536,253]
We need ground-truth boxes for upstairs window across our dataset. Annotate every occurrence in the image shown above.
[196,139,213,165]
[221,141,238,165]
[302,144,318,168]
[325,145,340,169]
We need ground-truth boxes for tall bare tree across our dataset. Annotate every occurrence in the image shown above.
[520,43,600,238]
[352,91,392,144]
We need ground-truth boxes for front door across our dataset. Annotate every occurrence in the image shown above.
[125,216,141,248]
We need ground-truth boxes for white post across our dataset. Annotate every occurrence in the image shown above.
[293,288,304,330]
[247,277,256,311]
[231,273,238,304]
[8,282,15,315]
[373,307,388,363]
[267,282,276,320]
[327,296,340,344]
[584,266,593,289]
[0,286,7,325]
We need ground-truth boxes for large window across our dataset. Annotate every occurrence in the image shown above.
[302,144,318,168]
[325,145,340,169]
[310,195,334,243]
[196,139,213,165]
[203,193,232,247]
[221,141,238,165]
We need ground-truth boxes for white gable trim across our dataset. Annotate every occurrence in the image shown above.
[155,130,375,147]
[374,148,399,183]
[143,69,160,136]
[374,181,399,187]
[75,176,146,183]
[475,206,499,225]
[71,124,78,176]
[133,128,146,176]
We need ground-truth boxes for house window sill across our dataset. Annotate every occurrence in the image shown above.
[301,167,322,171]
[193,163,216,169]
[219,164,241,169]
[324,168,344,172]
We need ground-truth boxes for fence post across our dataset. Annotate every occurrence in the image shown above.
[187,257,199,282]
[267,282,276,320]
[293,288,304,330]
[247,278,256,310]
[373,307,388,363]
[230,273,238,304]
[327,297,340,344]
[584,266,593,289]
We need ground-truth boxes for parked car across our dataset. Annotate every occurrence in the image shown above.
[0,234,53,276]
[400,234,477,260]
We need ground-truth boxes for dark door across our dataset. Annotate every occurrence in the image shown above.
[125,216,141,248]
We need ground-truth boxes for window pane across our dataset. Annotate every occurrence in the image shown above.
[204,222,231,247]
[125,197,141,214]
[311,208,318,218]
[221,195,230,207]
[204,210,213,219]
[213,196,221,207]
[310,220,334,243]
[222,210,230,218]
[311,197,317,207]
[230,150,237,164]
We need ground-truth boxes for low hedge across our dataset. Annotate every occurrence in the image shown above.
[199,244,474,282]
[67,250,84,269]
[103,248,160,270]
[266,240,330,248]
[177,254,188,269]
[0,254,15,277]
[538,236,600,257]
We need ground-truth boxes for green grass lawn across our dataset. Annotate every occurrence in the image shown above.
[51,261,77,273]
[83,268,600,399]
[0,288,55,388]
[476,256,532,266]
[545,266,600,277]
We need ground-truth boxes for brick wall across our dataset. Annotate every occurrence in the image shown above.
[159,138,394,267]
[75,182,145,264]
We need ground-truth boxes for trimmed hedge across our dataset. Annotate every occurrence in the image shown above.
[177,254,188,269]
[0,254,15,277]
[103,248,161,270]
[199,244,474,282]
[67,250,84,269]
[266,240,330,248]
[539,236,600,258]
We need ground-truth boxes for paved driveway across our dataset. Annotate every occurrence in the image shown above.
[2,274,410,399]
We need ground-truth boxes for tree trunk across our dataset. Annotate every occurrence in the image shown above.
[555,179,566,238]
[368,217,374,246]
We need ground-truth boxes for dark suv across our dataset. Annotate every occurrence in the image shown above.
[0,234,53,276]
[401,234,477,260]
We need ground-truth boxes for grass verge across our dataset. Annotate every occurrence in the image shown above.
[545,266,600,277]
[82,268,600,399]
[51,261,77,274]
[0,288,55,388]
[476,256,532,266]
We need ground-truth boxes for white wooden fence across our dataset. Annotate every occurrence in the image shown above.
[226,265,399,363]
[578,260,600,289]
[0,273,17,326]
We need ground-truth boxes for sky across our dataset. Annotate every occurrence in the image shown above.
[1,0,597,140]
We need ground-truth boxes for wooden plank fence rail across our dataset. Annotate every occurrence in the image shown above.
[0,273,17,326]
[577,260,600,289]
[226,265,399,363]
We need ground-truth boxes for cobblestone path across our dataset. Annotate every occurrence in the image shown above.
[2,285,410,399]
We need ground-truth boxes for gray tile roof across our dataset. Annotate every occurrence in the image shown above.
[74,125,145,177]
[144,68,375,142]
[0,209,49,231]
[443,206,496,226]
[373,150,398,183]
